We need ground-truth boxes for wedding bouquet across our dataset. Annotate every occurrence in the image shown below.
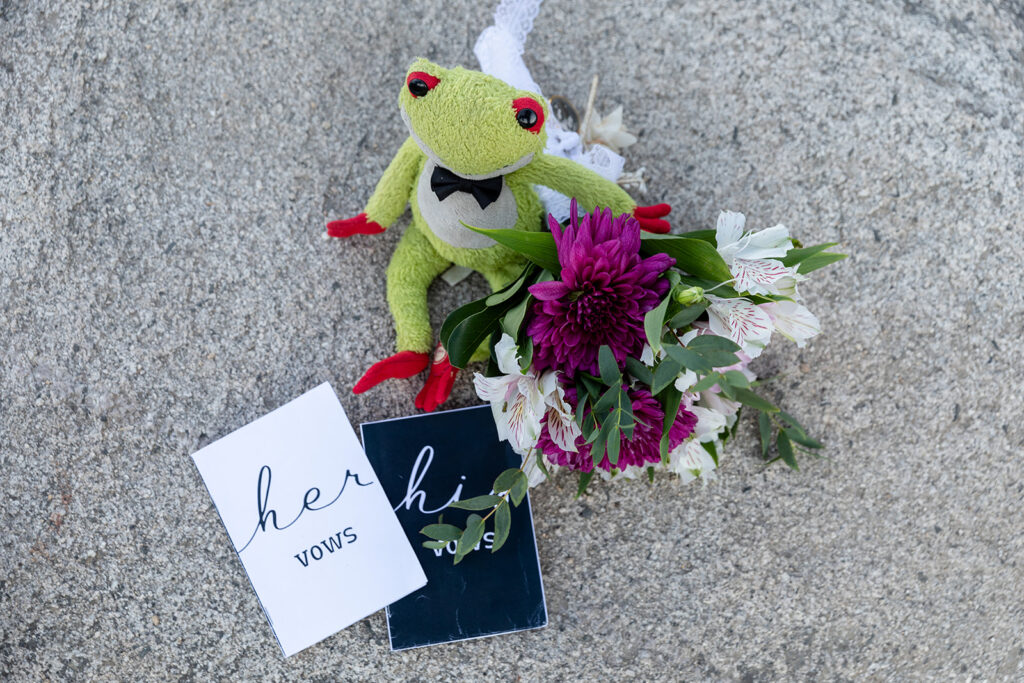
[420,199,844,562]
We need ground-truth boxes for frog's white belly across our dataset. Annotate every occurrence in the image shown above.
[416,160,518,250]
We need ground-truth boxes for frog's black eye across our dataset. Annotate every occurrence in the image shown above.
[512,97,545,134]
[409,79,429,97]
[516,108,537,129]
[406,71,440,98]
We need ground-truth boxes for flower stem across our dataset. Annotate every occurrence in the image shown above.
[479,462,526,524]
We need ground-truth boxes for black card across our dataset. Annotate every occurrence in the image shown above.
[360,405,547,650]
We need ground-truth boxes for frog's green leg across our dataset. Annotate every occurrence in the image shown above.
[386,222,451,353]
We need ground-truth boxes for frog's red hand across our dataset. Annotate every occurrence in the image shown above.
[353,350,430,394]
[327,213,386,238]
[414,343,458,412]
[633,204,672,234]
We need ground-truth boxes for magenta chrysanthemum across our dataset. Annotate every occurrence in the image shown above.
[537,387,698,473]
[526,200,675,379]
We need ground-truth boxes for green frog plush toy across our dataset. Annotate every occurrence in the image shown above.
[327,58,671,410]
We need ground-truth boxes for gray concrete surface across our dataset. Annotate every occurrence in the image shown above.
[2,0,1023,679]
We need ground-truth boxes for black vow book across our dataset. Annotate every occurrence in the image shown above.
[360,405,547,650]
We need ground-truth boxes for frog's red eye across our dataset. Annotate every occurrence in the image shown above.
[407,72,440,98]
[512,97,544,133]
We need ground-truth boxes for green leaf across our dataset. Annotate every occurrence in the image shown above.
[777,431,798,470]
[420,523,463,541]
[518,336,534,372]
[679,228,717,244]
[701,440,719,467]
[422,540,449,550]
[443,302,521,368]
[439,297,489,351]
[493,468,522,493]
[454,514,486,563]
[687,335,741,353]
[640,235,733,282]
[651,355,684,394]
[625,357,654,385]
[501,294,532,340]
[598,345,621,385]
[664,345,713,374]
[644,294,671,354]
[785,427,824,450]
[593,384,620,415]
[574,394,589,425]
[576,471,594,498]
[606,425,621,466]
[691,373,721,393]
[448,494,503,510]
[658,386,683,462]
[797,251,847,274]
[492,501,511,552]
[577,373,602,399]
[694,349,740,368]
[780,242,839,268]
[509,471,528,506]
[534,451,551,479]
[591,419,614,466]
[464,225,561,273]
[731,387,779,413]
[485,263,535,306]
[758,412,772,457]
[668,303,707,329]
[722,370,750,387]
[647,466,656,483]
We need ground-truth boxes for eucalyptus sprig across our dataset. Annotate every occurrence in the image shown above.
[420,465,530,564]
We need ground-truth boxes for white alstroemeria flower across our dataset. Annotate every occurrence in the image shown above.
[705,294,773,358]
[674,368,698,392]
[473,334,581,456]
[667,439,718,484]
[640,343,656,367]
[760,301,821,348]
[715,211,797,296]
[474,335,546,455]
[698,390,742,431]
[539,371,582,453]
[690,405,728,443]
[522,451,554,488]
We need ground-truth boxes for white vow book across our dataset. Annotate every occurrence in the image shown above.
[192,383,427,657]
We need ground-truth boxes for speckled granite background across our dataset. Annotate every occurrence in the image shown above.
[2,0,1023,679]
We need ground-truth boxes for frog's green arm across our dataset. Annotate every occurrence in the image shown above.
[364,136,424,228]
[514,153,636,216]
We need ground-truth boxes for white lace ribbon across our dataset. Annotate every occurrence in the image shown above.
[474,0,626,224]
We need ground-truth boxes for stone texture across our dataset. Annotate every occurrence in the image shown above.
[2,0,1023,679]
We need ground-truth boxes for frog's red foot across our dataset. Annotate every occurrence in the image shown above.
[634,204,672,234]
[415,344,458,412]
[327,213,385,238]
[353,350,430,394]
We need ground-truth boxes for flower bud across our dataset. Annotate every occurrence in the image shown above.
[673,285,705,306]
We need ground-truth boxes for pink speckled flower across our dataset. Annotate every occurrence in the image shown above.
[526,200,674,379]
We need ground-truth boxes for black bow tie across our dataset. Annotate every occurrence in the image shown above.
[430,166,503,210]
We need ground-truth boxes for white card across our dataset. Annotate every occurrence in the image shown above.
[191,382,427,657]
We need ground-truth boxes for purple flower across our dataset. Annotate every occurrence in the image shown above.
[526,200,675,379]
[537,387,698,473]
